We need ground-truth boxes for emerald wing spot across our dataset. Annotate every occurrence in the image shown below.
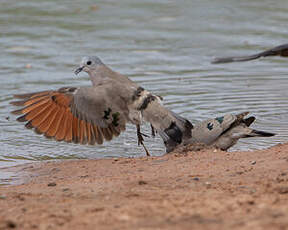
[112,112,120,127]
[215,116,224,124]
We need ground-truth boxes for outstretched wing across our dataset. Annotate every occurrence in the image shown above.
[10,86,127,145]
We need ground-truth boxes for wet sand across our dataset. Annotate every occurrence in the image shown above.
[1,143,288,230]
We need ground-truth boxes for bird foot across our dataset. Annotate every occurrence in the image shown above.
[151,124,156,138]
[136,125,151,156]
[139,132,149,138]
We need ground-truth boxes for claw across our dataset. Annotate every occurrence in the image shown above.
[140,132,149,138]
[136,125,151,156]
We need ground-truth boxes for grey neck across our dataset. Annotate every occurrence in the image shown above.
[88,68,110,86]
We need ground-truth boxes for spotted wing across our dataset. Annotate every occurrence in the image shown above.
[10,86,127,145]
[191,113,241,145]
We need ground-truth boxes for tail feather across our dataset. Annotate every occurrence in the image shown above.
[212,54,261,64]
[212,43,288,64]
[260,43,288,57]
[250,129,275,137]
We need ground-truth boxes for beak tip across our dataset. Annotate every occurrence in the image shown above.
[74,67,84,75]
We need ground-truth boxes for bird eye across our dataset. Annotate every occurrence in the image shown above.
[86,61,92,65]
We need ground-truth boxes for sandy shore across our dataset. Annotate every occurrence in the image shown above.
[0,143,288,230]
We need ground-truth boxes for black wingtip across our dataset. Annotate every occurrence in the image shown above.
[10,100,26,106]
[11,108,24,115]
[16,114,27,122]
[25,121,33,129]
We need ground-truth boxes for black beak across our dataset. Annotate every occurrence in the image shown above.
[74,66,84,75]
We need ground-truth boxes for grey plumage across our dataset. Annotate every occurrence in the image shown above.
[76,56,193,154]
[166,112,275,152]
[11,56,193,156]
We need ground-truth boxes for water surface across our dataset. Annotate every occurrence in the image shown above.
[1,0,288,177]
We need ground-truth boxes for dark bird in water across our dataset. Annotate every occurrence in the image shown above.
[212,43,288,64]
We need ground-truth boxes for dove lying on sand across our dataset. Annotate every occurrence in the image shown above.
[212,43,288,64]
[165,112,275,152]
[10,56,193,156]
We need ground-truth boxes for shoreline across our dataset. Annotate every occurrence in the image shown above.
[1,143,288,229]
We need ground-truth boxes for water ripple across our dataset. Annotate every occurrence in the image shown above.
[1,0,288,168]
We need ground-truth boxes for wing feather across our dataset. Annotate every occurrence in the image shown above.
[45,106,63,137]
[55,109,68,141]
[93,125,104,145]
[101,127,113,141]
[64,112,73,143]
[87,123,95,145]
[39,105,58,134]
[52,107,65,140]
[10,86,127,146]
[72,116,79,144]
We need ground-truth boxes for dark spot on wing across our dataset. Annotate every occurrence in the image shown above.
[207,122,213,130]
[103,108,112,120]
[215,116,224,124]
[112,112,120,127]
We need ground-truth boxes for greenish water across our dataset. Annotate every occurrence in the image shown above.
[1,0,288,181]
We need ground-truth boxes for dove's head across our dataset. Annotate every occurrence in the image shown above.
[74,56,104,75]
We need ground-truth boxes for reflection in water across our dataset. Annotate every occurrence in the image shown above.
[1,0,288,172]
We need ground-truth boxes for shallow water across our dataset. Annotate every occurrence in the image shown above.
[1,0,288,176]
